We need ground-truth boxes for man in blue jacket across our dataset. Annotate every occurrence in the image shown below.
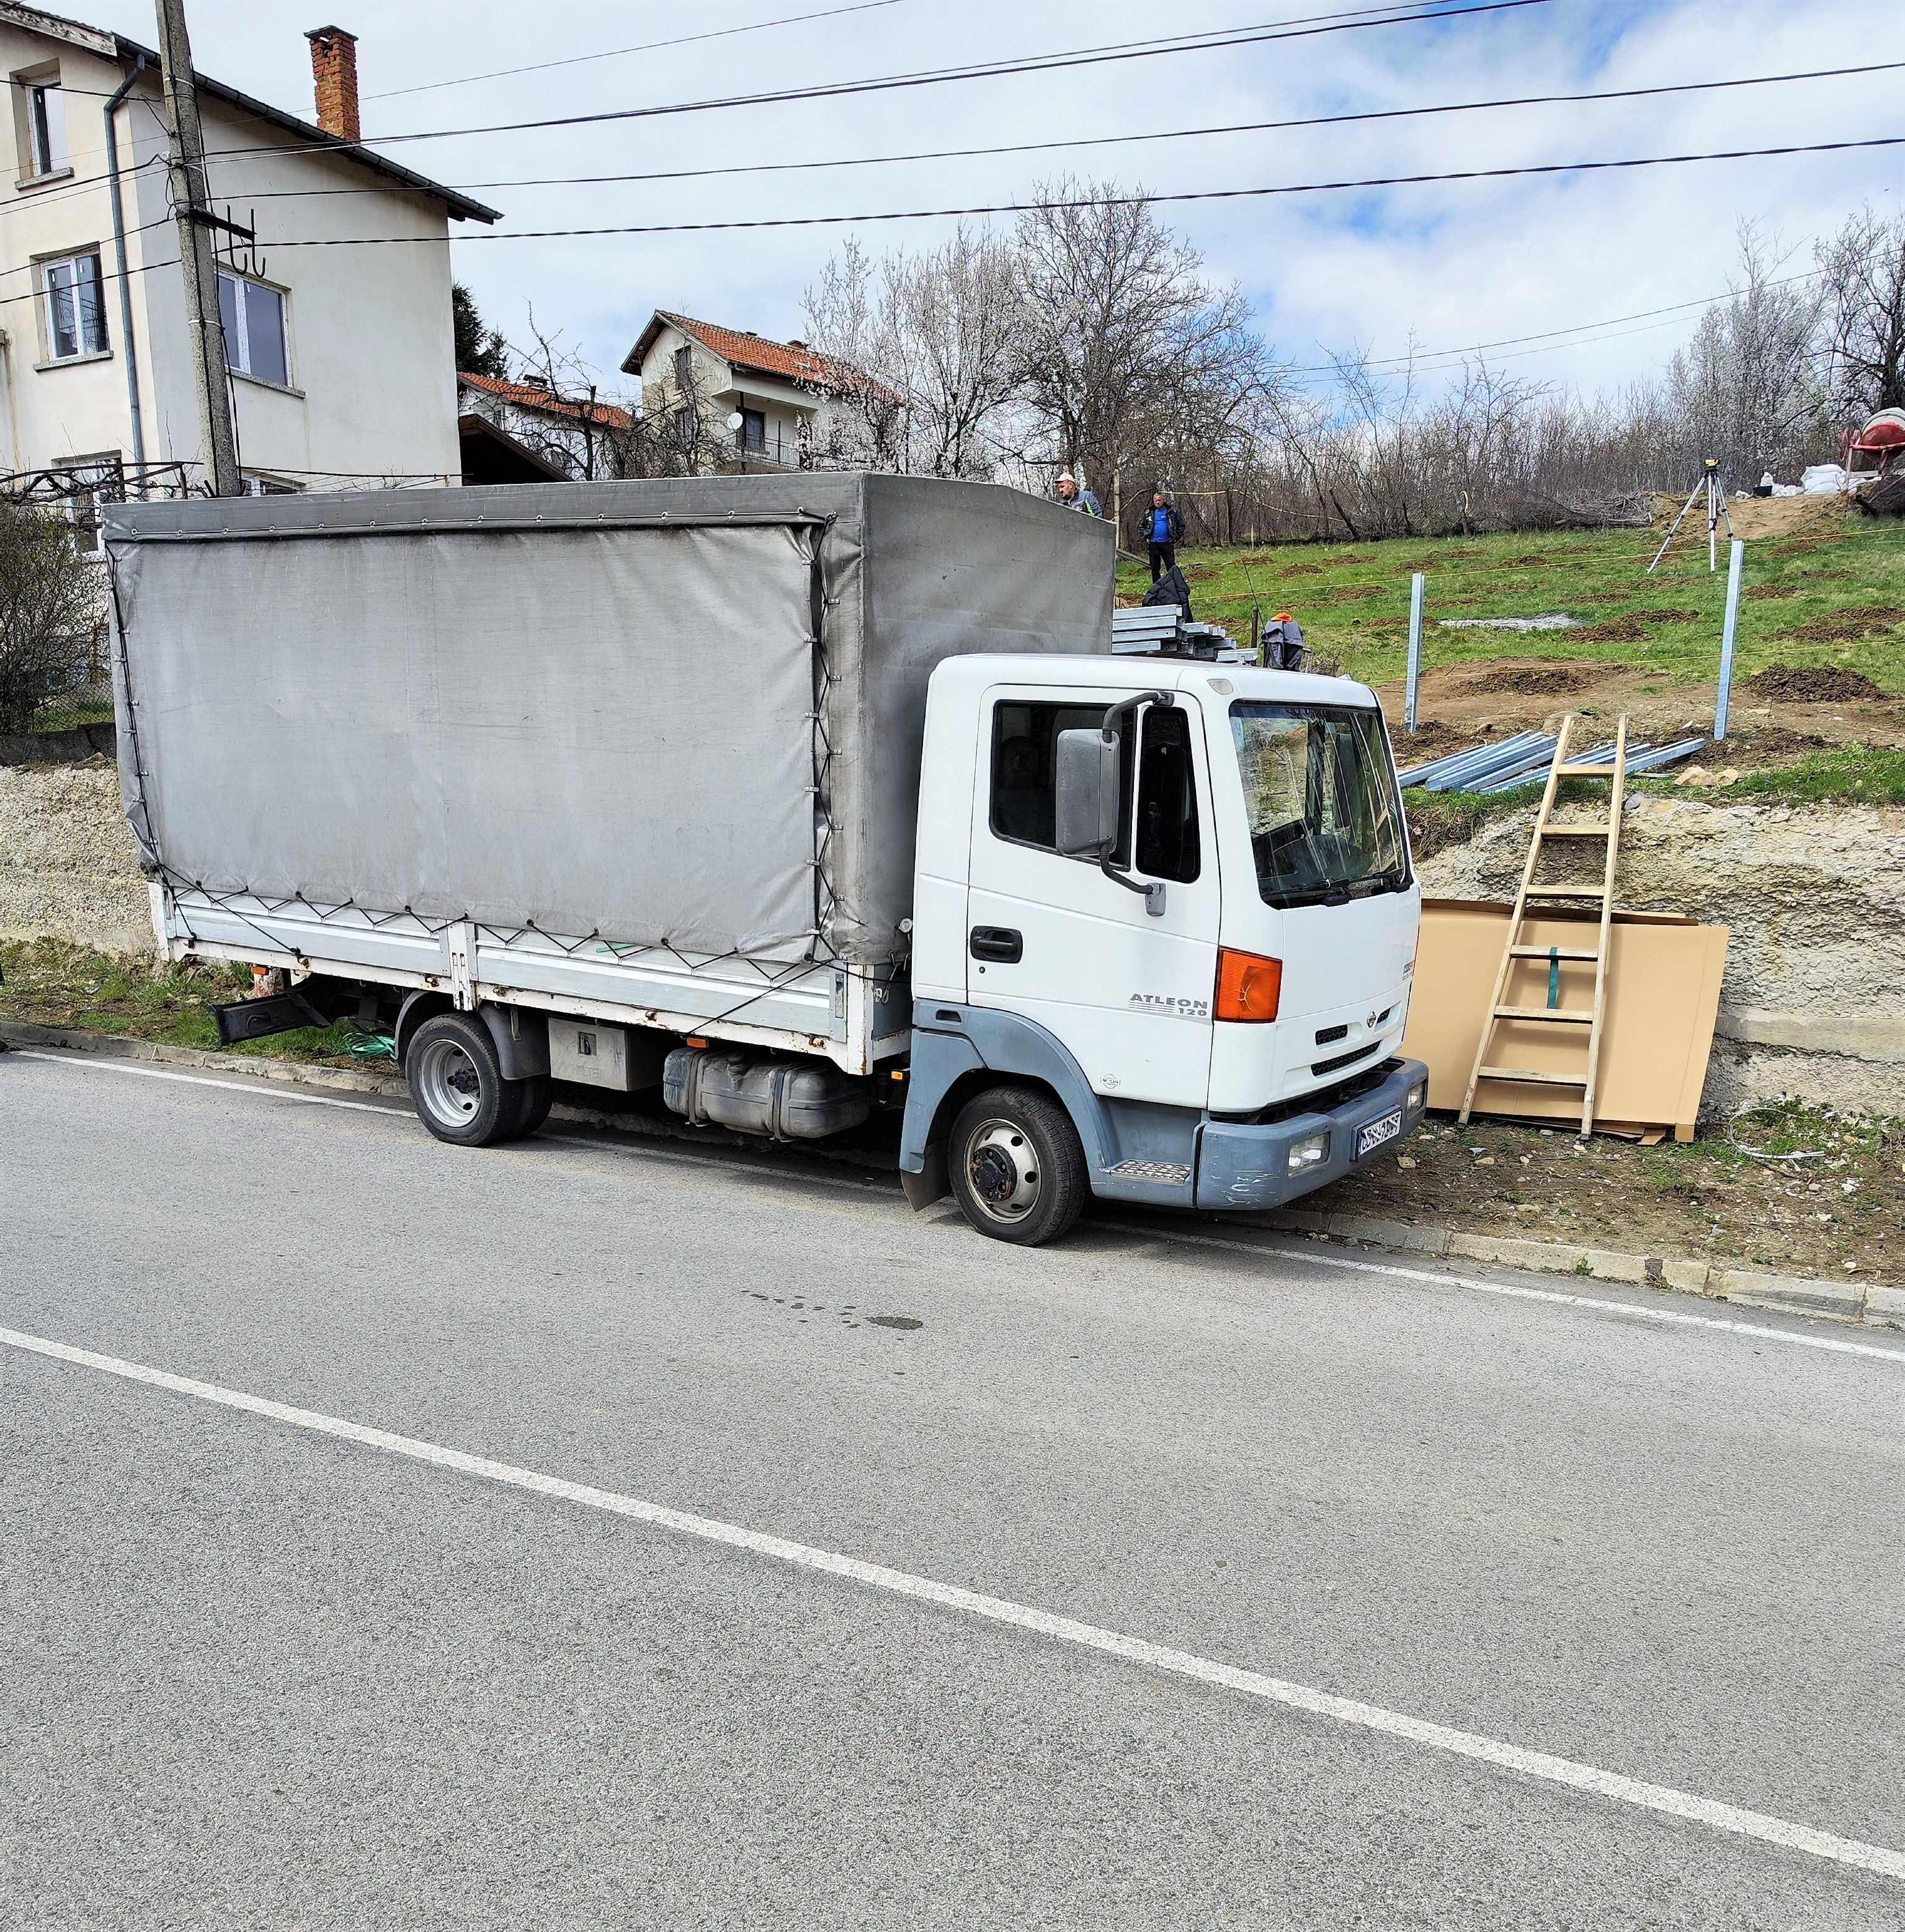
[1147,491,1185,581]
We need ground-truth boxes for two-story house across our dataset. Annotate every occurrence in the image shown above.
[621,311,854,471]
[0,6,497,514]
[456,370,633,484]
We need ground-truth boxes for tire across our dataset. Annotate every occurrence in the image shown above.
[947,1085,1090,1246]
[406,1012,522,1148]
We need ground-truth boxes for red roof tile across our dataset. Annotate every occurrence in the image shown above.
[458,370,634,431]
[655,312,849,391]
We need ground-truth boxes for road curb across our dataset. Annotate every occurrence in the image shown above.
[1215,1211,1893,1333]
[7,1019,1898,1333]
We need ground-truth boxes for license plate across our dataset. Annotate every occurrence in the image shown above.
[1356,1109,1403,1158]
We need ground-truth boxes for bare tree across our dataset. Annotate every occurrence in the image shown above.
[0,503,103,733]
[1661,223,1826,481]
[803,227,1022,478]
[1009,179,1276,539]
[505,306,631,481]
[1818,203,1905,421]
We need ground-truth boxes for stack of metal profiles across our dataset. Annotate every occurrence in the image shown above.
[1111,607,1251,661]
[1112,607,1184,653]
[1397,731,1705,792]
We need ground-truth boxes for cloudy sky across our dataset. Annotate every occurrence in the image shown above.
[79,0,1903,405]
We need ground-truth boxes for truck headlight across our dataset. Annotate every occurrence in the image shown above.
[1406,1083,1425,1113]
[1288,1130,1329,1173]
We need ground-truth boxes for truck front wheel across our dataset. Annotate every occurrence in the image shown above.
[948,1086,1089,1246]
[406,1012,543,1147]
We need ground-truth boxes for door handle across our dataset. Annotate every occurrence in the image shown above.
[969,926,1023,964]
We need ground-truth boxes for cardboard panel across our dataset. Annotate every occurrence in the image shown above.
[1402,899,1729,1138]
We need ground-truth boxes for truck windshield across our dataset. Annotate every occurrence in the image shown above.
[1229,702,1409,908]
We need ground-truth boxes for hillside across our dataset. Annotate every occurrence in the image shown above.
[1113,498,1901,769]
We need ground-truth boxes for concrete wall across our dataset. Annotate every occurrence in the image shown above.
[1416,794,1905,1120]
[0,758,148,950]
[0,21,465,491]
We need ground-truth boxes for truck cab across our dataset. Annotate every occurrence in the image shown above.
[899,655,1429,1242]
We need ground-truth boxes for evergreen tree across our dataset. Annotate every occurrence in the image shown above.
[452,283,509,379]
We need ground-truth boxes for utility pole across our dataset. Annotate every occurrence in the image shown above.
[153,0,241,496]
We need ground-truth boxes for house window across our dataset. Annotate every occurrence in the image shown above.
[218,272,289,387]
[737,408,765,454]
[672,344,692,392]
[241,472,301,496]
[25,78,66,176]
[40,250,107,360]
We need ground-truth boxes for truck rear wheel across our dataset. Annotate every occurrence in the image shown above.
[948,1086,1089,1246]
[406,1012,540,1148]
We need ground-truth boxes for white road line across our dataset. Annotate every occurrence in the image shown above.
[14,1048,887,1192]
[1102,1221,1905,1367]
[14,1050,406,1117]
[2,1321,1898,1885]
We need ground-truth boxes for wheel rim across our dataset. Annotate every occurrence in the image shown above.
[414,1036,483,1127]
[964,1118,1042,1224]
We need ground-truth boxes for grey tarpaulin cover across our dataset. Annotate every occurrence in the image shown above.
[106,473,1111,964]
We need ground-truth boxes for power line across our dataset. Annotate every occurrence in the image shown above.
[189,61,1905,205]
[1283,271,1824,373]
[244,133,1905,249]
[208,0,1552,159]
[365,0,1457,101]
[364,0,921,101]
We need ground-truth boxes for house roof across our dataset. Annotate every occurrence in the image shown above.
[622,310,850,390]
[457,412,568,485]
[458,370,635,431]
[0,3,499,224]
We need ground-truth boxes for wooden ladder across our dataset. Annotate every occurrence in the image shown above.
[1458,712,1630,1136]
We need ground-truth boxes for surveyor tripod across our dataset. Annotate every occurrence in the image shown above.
[1648,458,1736,574]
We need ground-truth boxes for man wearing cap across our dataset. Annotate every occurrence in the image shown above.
[1055,471,1100,516]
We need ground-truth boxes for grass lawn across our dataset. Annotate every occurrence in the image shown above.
[1117,504,1905,693]
[27,699,114,732]
[0,937,373,1065]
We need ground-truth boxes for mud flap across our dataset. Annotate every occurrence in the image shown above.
[899,1140,950,1211]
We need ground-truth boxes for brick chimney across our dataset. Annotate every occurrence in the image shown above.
[305,25,360,143]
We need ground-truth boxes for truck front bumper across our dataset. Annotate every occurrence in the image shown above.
[1193,1058,1429,1211]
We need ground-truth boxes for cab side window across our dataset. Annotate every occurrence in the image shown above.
[988,699,1199,883]
[989,700,1110,852]
[1134,706,1200,883]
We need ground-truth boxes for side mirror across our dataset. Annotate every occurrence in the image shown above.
[1055,727,1118,857]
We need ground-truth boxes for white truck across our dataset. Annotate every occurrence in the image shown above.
[107,473,1425,1245]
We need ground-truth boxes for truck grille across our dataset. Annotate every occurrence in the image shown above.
[1312,1039,1383,1078]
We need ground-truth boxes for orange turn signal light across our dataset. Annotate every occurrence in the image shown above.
[1215,947,1282,1022]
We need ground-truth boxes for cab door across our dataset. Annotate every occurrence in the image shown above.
[965,684,1219,1109]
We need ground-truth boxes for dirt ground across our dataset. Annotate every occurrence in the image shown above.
[1647,490,1850,545]
[1310,1107,1905,1282]
[1380,658,1905,761]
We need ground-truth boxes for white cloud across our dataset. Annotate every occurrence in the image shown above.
[76,0,1903,399]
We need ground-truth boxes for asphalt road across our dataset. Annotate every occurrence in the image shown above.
[3,1045,1903,1930]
